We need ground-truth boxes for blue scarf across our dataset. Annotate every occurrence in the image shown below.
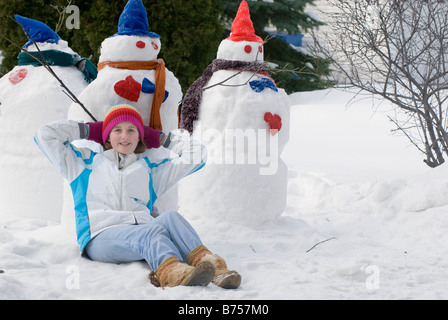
[18,50,97,83]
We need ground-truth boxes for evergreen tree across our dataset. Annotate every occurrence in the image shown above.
[145,0,224,91]
[0,0,332,93]
[222,0,333,93]
[0,0,223,92]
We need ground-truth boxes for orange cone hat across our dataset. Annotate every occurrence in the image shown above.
[226,1,263,43]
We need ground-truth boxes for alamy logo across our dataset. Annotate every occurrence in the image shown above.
[365,4,380,31]
[365,265,380,290]
[51,3,80,30]
[66,265,80,290]
[193,122,280,176]
[65,5,80,30]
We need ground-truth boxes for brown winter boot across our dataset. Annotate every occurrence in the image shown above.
[187,245,242,289]
[149,256,215,288]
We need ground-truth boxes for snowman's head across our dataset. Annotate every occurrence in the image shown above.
[100,0,162,62]
[217,1,264,63]
[99,35,161,62]
[217,39,263,62]
[27,40,77,55]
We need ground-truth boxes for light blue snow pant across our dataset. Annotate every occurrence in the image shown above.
[84,211,203,271]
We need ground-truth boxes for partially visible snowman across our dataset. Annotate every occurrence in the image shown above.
[0,15,94,221]
[64,0,182,231]
[179,0,291,226]
[68,0,181,132]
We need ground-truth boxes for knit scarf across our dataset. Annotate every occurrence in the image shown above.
[18,50,97,84]
[97,59,166,131]
[180,59,269,133]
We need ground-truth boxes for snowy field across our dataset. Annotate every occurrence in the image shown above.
[1,87,448,300]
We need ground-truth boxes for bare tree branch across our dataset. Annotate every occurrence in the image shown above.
[313,0,448,167]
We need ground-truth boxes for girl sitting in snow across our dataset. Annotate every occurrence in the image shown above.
[34,104,241,289]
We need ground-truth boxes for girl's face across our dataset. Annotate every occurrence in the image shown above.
[108,122,140,155]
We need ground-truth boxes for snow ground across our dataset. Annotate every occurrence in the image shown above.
[1,87,448,300]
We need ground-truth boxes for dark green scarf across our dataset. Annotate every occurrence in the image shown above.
[18,50,97,83]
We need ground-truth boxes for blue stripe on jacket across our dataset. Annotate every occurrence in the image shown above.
[70,168,93,252]
[69,147,97,252]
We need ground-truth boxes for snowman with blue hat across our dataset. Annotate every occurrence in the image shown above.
[68,0,181,132]
[64,0,182,228]
[0,15,96,222]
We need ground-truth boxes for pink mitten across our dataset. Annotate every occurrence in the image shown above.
[86,121,104,144]
[143,126,162,149]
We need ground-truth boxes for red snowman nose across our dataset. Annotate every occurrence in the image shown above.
[136,41,146,49]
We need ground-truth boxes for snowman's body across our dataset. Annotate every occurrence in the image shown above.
[0,40,89,221]
[179,2,290,226]
[181,71,290,225]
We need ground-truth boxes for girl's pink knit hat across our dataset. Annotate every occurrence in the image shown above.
[102,105,145,144]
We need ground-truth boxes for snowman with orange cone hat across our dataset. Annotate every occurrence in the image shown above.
[179,1,290,226]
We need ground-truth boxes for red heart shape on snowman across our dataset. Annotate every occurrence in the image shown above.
[114,76,142,102]
[264,112,282,136]
[8,68,28,85]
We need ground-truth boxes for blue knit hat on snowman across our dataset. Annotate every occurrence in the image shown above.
[114,0,160,38]
[14,15,61,48]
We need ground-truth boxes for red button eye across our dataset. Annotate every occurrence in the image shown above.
[136,41,146,49]
[259,46,263,53]
[152,42,159,50]
[244,45,252,54]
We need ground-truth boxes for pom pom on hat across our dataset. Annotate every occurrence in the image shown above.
[114,0,161,38]
[14,15,61,48]
[226,1,263,43]
[102,105,145,144]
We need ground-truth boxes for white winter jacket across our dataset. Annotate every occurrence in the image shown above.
[34,120,207,252]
